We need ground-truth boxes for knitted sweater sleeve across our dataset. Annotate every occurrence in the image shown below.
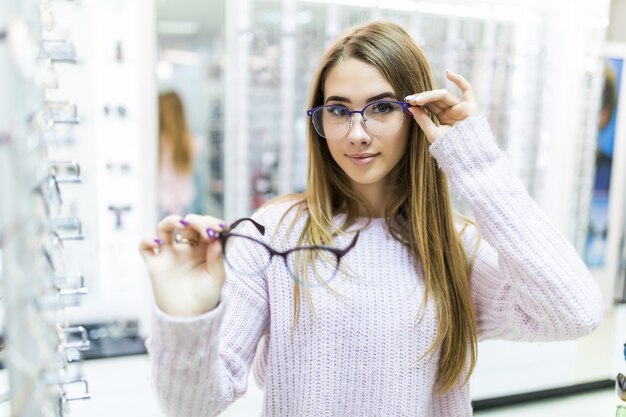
[428,115,603,341]
[145,221,270,416]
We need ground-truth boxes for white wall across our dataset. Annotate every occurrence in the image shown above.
[609,0,626,42]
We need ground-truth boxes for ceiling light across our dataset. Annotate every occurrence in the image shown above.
[157,21,200,36]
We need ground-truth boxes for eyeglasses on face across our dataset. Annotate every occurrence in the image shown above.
[306,100,410,140]
[220,218,359,288]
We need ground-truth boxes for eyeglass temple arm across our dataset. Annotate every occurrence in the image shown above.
[338,231,360,255]
[228,217,266,236]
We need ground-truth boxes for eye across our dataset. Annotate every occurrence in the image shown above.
[325,105,349,118]
[371,102,395,113]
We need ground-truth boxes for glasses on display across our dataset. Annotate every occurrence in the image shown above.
[54,271,87,297]
[35,174,63,216]
[41,231,66,273]
[58,325,91,351]
[45,101,80,126]
[48,217,84,241]
[41,367,91,415]
[175,217,359,287]
[40,39,78,64]
[307,100,410,140]
[49,160,81,184]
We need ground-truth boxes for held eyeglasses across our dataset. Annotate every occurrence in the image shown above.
[203,218,360,288]
[307,100,410,140]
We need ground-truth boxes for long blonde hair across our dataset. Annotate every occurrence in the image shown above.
[158,91,193,174]
[272,21,479,394]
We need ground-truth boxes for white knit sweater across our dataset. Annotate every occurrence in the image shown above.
[145,115,603,417]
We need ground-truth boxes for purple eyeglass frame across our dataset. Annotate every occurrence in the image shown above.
[306,100,411,138]
[306,100,410,119]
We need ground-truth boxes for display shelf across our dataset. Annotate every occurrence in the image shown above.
[0,0,92,415]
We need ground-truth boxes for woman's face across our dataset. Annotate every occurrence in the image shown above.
[322,58,411,194]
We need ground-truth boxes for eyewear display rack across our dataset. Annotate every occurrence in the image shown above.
[0,0,91,415]
[618,341,626,416]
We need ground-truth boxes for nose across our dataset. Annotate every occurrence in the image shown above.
[347,113,371,145]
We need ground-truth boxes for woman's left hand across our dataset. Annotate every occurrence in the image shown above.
[405,70,479,144]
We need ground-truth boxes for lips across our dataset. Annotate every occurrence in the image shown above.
[348,153,378,158]
[347,152,380,166]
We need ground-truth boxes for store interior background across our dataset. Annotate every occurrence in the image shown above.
[1,0,626,415]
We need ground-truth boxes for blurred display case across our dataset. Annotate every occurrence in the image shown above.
[222,0,610,255]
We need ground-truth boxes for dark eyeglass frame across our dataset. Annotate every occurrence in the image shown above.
[220,217,360,281]
[306,100,411,139]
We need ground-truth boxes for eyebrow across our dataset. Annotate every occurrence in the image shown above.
[325,91,398,104]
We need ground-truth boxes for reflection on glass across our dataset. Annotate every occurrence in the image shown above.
[156,0,225,217]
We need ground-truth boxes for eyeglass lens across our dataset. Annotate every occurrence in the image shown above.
[311,101,406,139]
[224,234,343,288]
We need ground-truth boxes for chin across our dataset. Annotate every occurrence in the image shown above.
[345,171,385,186]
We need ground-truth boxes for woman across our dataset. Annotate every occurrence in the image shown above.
[139,21,602,416]
[158,91,199,217]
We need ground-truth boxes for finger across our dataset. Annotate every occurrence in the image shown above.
[445,70,476,103]
[422,102,445,116]
[205,239,226,288]
[406,89,460,109]
[408,106,437,143]
[156,215,184,244]
[183,213,228,241]
[405,94,444,115]
[206,238,224,267]
[139,236,163,259]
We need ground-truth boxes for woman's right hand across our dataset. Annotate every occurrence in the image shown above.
[139,214,227,317]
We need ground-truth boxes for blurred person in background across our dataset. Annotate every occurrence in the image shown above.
[595,63,618,191]
[158,91,205,217]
